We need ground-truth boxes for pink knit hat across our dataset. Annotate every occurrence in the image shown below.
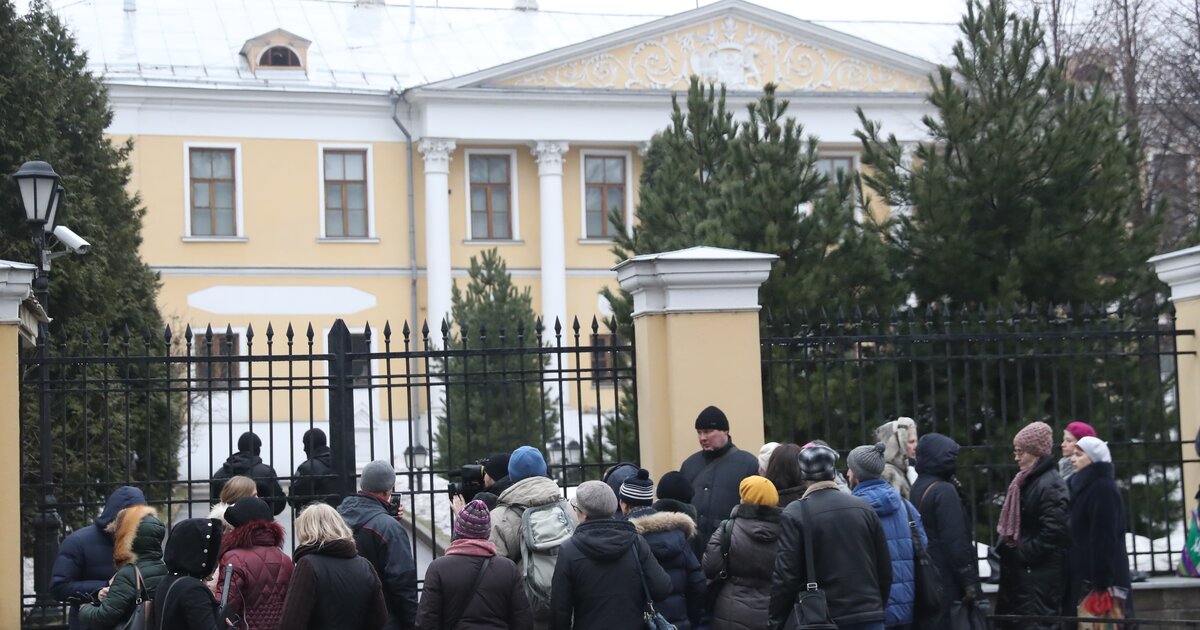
[453,499,491,540]
[1014,421,1054,458]
[1064,421,1097,440]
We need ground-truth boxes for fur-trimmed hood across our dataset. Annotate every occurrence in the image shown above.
[104,505,164,568]
[877,417,917,469]
[629,509,697,539]
[219,519,285,557]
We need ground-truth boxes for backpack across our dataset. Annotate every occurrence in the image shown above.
[512,499,576,617]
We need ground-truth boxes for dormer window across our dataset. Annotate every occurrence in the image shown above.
[260,46,301,68]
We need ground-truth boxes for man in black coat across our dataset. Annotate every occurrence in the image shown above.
[769,444,892,630]
[210,431,286,515]
[910,433,980,627]
[50,486,147,630]
[288,428,339,511]
[679,405,759,558]
[550,481,672,630]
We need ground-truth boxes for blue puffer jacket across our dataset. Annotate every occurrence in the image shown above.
[629,507,706,630]
[49,486,147,630]
[852,479,927,627]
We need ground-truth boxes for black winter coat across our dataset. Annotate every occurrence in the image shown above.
[415,542,532,630]
[1066,462,1132,607]
[279,539,387,630]
[629,508,706,630]
[152,575,226,630]
[339,493,419,630]
[210,451,286,516]
[768,483,892,630]
[50,487,146,630]
[910,435,978,622]
[287,446,340,511]
[702,503,781,630]
[680,441,760,559]
[995,456,1070,630]
[550,518,672,630]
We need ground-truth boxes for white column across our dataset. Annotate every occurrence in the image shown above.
[532,141,569,335]
[418,138,456,332]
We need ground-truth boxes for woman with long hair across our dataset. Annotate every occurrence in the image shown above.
[764,443,805,507]
[280,503,387,629]
[209,475,258,530]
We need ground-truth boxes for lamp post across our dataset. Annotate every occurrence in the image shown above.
[13,160,64,616]
[404,442,428,492]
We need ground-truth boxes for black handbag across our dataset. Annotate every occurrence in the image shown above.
[904,502,944,620]
[118,565,152,630]
[632,542,676,630]
[782,498,838,630]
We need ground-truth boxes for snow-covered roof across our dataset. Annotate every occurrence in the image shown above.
[28,0,962,94]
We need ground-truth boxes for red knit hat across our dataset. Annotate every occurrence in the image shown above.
[1064,421,1097,440]
[1014,421,1054,458]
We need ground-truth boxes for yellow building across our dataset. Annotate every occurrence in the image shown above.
[42,0,956,468]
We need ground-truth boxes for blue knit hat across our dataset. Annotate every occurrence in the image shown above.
[508,446,547,482]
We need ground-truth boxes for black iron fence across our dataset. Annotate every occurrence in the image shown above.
[761,303,1194,576]
[19,315,634,626]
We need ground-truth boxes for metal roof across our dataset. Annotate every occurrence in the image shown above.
[26,0,962,94]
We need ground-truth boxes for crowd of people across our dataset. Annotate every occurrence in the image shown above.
[49,412,1138,630]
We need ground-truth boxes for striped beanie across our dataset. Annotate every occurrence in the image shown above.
[618,468,654,507]
[453,499,491,540]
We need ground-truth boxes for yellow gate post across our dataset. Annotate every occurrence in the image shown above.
[0,260,47,627]
[614,246,776,479]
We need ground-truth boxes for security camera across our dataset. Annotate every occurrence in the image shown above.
[53,225,91,255]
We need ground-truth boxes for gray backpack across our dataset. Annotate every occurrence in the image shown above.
[513,499,576,617]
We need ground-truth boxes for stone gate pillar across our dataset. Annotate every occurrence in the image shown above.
[0,260,47,627]
[615,247,776,478]
[1151,246,1200,516]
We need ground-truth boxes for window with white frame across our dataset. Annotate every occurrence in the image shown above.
[468,154,513,240]
[188,148,238,237]
[584,155,626,239]
[323,149,369,238]
[798,155,859,218]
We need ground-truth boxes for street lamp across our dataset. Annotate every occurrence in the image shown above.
[404,443,428,492]
[13,160,63,618]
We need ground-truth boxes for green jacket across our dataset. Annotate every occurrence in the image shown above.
[78,514,167,630]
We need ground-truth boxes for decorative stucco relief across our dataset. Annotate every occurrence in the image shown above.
[498,17,927,93]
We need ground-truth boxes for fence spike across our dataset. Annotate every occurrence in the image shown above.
[306,323,315,342]
[101,328,111,344]
[383,321,393,342]
[590,316,600,335]
[924,304,934,322]
[246,323,255,341]
[184,324,193,342]
[121,323,131,343]
[553,317,563,335]
[572,316,581,336]
[363,321,372,340]
[265,322,274,340]
[497,321,506,342]
[204,324,214,342]
[461,321,470,342]
[516,319,525,337]
[163,325,172,344]
[853,305,863,322]
[82,325,91,343]
[142,326,152,345]
[400,321,410,342]
[478,322,487,341]
[440,318,450,339]
[420,320,429,340]
[225,324,235,339]
[285,323,295,342]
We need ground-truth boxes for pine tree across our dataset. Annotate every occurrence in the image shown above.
[435,249,558,469]
[855,0,1160,307]
[1,1,176,547]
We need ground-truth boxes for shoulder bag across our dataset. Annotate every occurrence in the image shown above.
[118,565,153,630]
[444,556,492,629]
[904,502,944,620]
[782,498,837,630]
[705,516,737,599]
[632,542,676,630]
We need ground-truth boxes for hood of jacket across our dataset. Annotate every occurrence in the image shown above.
[337,492,395,528]
[572,518,639,562]
[629,508,697,539]
[915,433,959,478]
[1069,460,1115,495]
[164,518,223,578]
[222,451,264,475]
[877,418,915,468]
[852,479,903,517]
[308,445,332,465]
[219,519,285,557]
[293,538,357,563]
[496,474,563,508]
[95,486,147,530]
[732,503,782,543]
[106,505,164,568]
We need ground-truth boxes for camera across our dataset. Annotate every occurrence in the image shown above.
[448,459,487,502]
[53,225,91,255]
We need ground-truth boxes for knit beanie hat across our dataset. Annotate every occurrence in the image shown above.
[1075,436,1112,464]
[483,452,511,482]
[360,459,396,493]
[656,471,694,503]
[695,406,730,432]
[739,475,779,506]
[453,499,492,540]
[798,444,839,481]
[508,446,547,482]
[618,468,655,507]
[302,428,327,454]
[1065,421,1097,440]
[238,431,262,456]
[573,480,618,518]
[848,443,887,481]
[1014,421,1054,458]
[224,496,273,528]
[758,442,780,472]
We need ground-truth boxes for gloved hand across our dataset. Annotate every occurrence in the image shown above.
[64,591,96,607]
[962,583,978,604]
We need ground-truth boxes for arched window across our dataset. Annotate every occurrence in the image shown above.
[259,46,301,68]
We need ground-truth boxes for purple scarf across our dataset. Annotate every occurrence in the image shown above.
[996,466,1035,541]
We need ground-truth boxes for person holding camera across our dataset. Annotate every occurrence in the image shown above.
[338,459,419,630]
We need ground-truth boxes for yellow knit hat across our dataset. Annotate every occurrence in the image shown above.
[739,475,779,506]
